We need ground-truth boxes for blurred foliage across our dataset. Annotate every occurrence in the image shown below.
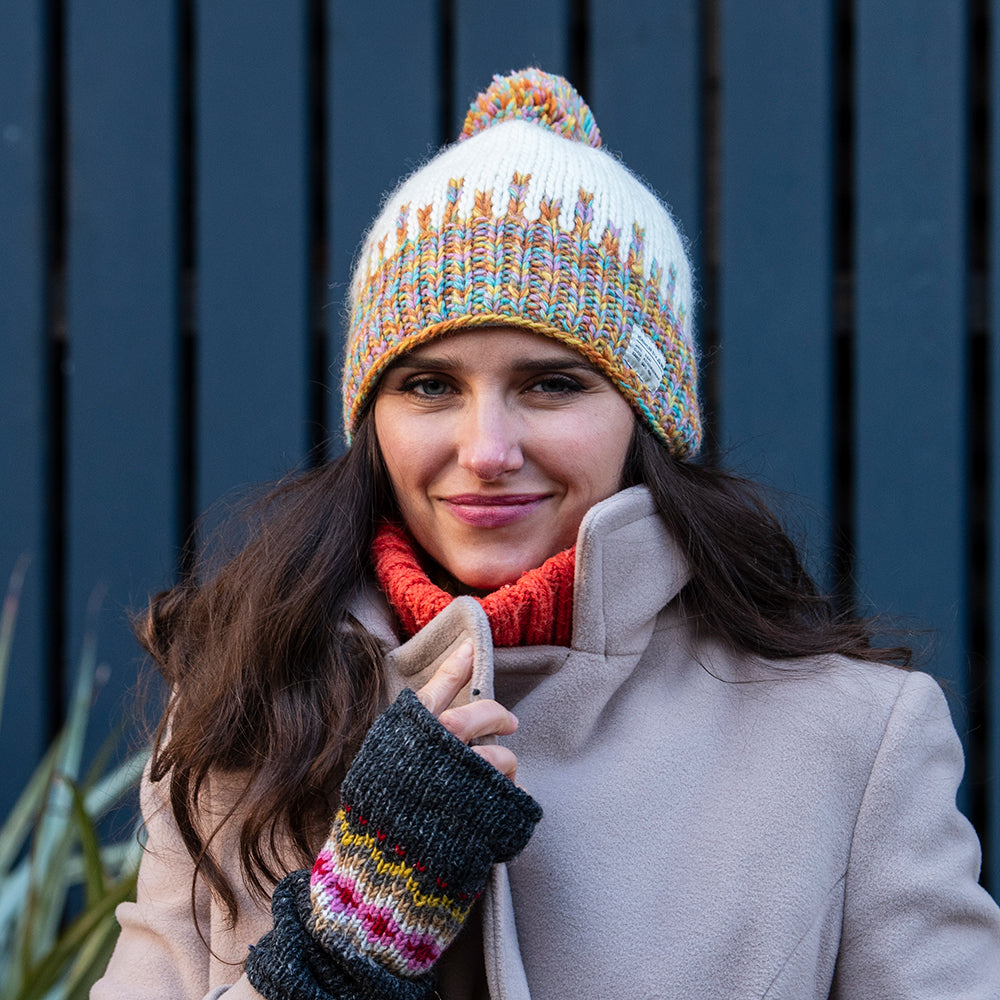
[0,559,147,1000]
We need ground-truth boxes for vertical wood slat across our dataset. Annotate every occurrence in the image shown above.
[854,7,968,730]
[989,0,1000,897]
[66,3,180,752]
[588,0,701,269]
[0,0,49,817]
[326,0,440,444]
[452,0,572,136]
[196,2,312,513]
[718,1,834,575]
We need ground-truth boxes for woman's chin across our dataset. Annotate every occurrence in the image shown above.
[442,568,523,596]
[419,530,577,595]
[433,554,538,595]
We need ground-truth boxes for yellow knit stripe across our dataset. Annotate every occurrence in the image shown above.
[329,810,471,920]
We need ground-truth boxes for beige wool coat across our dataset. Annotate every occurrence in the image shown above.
[93,487,1000,1000]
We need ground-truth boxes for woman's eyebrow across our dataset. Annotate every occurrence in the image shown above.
[387,353,462,372]
[510,358,596,373]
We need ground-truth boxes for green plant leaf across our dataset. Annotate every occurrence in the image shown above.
[17,767,78,972]
[0,556,31,733]
[20,602,105,968]
[83,751,148,822]
[0,580,145,1000]
[0,741,59,878]
[60,922,124,1000]
[11,777,65,980]
[13,871,136,1000]
[65,779,106,907]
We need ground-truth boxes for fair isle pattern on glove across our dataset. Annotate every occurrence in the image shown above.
[309,805,473,975]
[308,688,542,978]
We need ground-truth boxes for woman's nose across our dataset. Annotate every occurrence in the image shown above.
[457,400,524,481]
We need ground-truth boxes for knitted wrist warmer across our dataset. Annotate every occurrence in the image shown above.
[247,870,423,1000]
[245,688,542,1000]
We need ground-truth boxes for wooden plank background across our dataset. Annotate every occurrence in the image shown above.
[0,0,49,802]
[989,0,1000,900]
[718,0,832,579]
[64,0,181,792]
[2,0,996,894]
[196,1,313,512]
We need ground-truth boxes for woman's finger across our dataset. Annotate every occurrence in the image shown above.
[438,699,518,745]
[414,640,520,780]
[415,640,474,716]
[472,744,518,781]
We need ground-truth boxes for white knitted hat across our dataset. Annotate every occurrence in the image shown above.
[342,68,699,456]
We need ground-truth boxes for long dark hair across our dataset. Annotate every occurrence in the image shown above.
[141,416,394,923]
[623,422,911,664]
[141,410,909,923]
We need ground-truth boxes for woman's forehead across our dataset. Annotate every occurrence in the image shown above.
[389,325,592,368]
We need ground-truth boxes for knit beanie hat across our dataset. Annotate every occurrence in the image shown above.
[342,68,700,456]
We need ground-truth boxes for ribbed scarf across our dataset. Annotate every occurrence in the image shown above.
[372,522,575,647]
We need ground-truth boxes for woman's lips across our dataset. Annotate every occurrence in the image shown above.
[442,494,547,528]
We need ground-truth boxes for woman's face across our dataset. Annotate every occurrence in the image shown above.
[374,326,635,592]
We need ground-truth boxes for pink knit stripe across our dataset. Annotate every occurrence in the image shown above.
[311,854,445,973]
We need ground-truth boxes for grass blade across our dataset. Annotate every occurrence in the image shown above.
[0,556,31,732]
[0,580,144,1000]
[14,872,136,1000]
[65,779,106,906]
[0,741,60,877]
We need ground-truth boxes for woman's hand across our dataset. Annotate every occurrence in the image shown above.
[252,648,541,1000]
[416,640,521,781]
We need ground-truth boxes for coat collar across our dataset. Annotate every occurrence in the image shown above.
[355,486,691,703]
[570,484,690,656]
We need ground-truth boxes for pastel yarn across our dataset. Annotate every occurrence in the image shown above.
[343,68,700,456]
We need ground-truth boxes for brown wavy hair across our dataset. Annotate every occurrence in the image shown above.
[141,415,395,923]
[140,408,910,924]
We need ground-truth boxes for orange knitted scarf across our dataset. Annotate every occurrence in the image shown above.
[372,522,575,647]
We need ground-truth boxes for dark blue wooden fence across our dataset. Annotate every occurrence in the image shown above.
[2,0,998,892]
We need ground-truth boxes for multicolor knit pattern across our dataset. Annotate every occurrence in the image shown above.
[309,804,473,977]
[372,521,575,647]
[305,689,541,984]
[461,67,601,147]
[342,68,700,457]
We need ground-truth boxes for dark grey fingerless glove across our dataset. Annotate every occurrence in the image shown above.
[245,688,542,1000]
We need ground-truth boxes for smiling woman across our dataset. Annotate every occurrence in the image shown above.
[93,69,1000,1000]
[375,327,634,592]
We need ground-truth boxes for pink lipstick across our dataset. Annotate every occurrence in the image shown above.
[443,494,547,528]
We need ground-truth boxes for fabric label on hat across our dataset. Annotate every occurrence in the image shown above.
[624,326,666,390]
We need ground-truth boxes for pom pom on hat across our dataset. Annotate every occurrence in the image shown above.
[342,68,700,457]
[460,67,602,148]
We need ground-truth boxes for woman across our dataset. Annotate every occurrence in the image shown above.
[94,69,1000,999]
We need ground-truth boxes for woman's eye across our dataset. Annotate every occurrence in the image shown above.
[530,375,584,394]
[405,377,452,397]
